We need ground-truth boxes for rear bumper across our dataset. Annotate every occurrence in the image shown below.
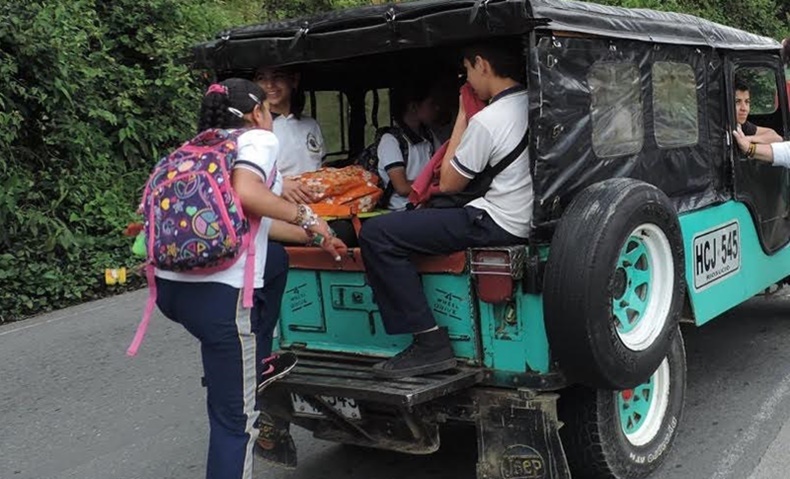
[271,352,484,407]
[259,352,571,477]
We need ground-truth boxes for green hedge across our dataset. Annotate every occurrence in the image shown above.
[0,0,259,322]
[0,0,786,323]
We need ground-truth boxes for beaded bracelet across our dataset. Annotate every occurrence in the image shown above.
[293,204,319,230]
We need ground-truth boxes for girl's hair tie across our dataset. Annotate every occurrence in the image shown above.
[206,83,228,96]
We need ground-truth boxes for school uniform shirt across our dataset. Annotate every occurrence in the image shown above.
[377,127,436,211]
[772,141,790,168]
[451,87,532,238]
[272,113,325,176]
[741,121,758,136]
[156,129,283,289]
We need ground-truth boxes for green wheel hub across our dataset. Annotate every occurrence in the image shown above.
[613,236,651,334]
[617,376,655,436]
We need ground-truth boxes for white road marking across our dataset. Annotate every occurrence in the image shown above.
[710,372,790,479]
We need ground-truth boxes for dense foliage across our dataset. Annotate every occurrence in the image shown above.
[0,0,260,321]
[0,0,787,322]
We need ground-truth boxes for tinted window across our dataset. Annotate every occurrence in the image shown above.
[589,62,644,158]
[652,62,699,148]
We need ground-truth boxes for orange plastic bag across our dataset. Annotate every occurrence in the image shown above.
[290,165,383,217]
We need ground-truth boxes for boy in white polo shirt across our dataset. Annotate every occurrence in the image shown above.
[359,39,532,378]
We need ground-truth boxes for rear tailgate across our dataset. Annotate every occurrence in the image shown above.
[279,248,481,363]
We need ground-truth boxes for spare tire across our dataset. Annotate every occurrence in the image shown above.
[544,178,685,389]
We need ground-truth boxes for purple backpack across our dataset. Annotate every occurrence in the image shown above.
[127,129,275,356]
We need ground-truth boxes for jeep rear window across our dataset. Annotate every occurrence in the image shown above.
[306,91,349,159]
[589,62,644,158]
[652,62,699,149]
[365,89,392,145]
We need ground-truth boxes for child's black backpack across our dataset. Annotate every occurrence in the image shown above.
[354,126,410,208]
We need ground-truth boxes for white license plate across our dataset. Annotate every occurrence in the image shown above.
[291,393,361,420]
[692,221,741,291]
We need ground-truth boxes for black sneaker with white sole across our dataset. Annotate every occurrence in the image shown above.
[257,352,298,394]
[372,327,456,379]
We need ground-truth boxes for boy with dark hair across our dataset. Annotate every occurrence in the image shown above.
[735,79,783,144]
[359,40,531,378]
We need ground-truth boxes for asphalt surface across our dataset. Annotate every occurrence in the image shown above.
[3,289,790,479]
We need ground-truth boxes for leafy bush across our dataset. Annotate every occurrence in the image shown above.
[0,0,260,322]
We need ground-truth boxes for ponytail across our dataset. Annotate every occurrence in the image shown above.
[197,92,246,133]
[196,79,267,133]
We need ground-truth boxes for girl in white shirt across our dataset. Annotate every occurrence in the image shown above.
[153,78,343,479]
[377,83,440,210]
[256,67,326,203]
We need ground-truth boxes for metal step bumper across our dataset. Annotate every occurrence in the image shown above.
[272,353,485,407]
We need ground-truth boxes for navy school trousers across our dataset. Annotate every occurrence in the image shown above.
[154,242,289,479]
[358,207,521,335]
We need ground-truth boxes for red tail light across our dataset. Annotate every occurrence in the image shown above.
[471,247,526,304]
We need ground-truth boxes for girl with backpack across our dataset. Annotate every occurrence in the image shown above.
[150,78,344,479]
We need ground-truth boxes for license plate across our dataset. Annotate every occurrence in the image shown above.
[692,221,741,291]
[291,393,361,420]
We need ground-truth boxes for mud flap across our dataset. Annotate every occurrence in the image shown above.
[475,389,570,479]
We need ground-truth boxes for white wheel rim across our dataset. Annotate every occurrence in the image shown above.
[618,358,671,447]
[612,223,674,352]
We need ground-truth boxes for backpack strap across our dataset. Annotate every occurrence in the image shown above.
[391,127,410,167]
[126,265,157,357]
[479,125,529,180]
[241,163,279,309]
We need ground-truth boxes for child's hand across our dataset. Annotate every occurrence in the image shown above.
[282,178,313,204]
[732,126,750,154]
[327,237,348,258]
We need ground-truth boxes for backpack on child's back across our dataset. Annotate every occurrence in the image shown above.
[354,126,410,208]
[127,128,274,357]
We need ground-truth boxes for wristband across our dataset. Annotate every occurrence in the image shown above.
[307,233,325,247]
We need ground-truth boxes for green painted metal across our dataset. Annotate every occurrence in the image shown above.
[274,200,790,382]
[476,245,550,375]
[679,201,790,325]
[617,377,654,435]
[613,236,651,334]
[279,271,479,360]
[477,292,550,375]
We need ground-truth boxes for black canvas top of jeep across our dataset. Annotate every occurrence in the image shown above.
[193,0,778,72]
[192,0,788,248]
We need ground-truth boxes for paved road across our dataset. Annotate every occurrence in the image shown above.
[3,289,790,479]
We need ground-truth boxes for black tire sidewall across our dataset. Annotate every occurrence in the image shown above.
[586,186,684,386]
[596,329,687,478]
[544,179,685,389]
